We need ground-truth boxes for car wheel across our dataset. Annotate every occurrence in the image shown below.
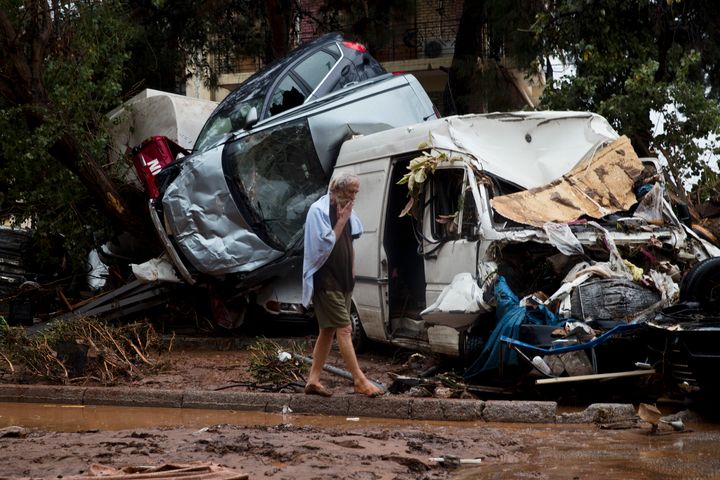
[680,257,720,312]
[350,303,367,353]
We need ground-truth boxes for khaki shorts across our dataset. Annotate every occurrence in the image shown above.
[313,290,352,329]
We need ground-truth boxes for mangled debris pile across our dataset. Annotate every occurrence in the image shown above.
[395,124,720,384]
[0,316,162,384]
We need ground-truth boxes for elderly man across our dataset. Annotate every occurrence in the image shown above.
[302,173,383,397]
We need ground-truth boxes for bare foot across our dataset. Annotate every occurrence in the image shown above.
[305,383,333,397]
[354,380,384,397]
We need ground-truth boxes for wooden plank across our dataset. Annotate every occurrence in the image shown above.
[536,369,656,385]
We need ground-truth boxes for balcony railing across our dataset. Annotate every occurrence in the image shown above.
[216,18,461,76]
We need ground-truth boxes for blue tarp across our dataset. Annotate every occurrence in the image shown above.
[464,276,564,380]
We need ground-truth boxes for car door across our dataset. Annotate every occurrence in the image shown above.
[350,158,393,342]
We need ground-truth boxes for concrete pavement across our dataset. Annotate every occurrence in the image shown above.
[0,384,638,424]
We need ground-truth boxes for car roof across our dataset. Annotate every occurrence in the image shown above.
[216,32,344,108]
[336,112,619,189]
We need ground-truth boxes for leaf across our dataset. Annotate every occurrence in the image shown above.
[399,197,414,217]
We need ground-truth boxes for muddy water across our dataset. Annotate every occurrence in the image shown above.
[0,401,475,432]
[452,424,720,480]
[2,403,720,479]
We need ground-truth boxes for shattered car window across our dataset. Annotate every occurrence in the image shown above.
[268,76,306,117]
[222,119,327,251]
[194,61,287,153]
[194,90,265,153]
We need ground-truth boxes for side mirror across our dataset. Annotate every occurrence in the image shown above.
[244,107,258,130]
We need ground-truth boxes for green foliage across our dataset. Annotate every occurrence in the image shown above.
[313,0,414,52]
[130,0,269,91]
[532,0,720,203]
[0,0,135,272]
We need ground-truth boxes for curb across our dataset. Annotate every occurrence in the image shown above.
[0,384,638,424]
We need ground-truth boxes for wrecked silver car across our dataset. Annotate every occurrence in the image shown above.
[193,32,388,153]
[149,72,436,323]
[330,112,719,382]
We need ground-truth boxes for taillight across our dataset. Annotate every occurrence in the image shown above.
[342,41,367,53]
[391,71,407,75]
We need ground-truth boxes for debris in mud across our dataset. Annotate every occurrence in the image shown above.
[0,316,162,384]
[0,426,28,438]
[64,462,248,479]
[388,370,472,398]
[247,338,308,386]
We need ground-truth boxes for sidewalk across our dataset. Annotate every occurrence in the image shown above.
[0,384,638,424]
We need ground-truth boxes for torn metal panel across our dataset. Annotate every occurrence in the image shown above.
[491,136,644,227]
[336,111,618,189]
[427,325,462,355]
[162,144,284,275]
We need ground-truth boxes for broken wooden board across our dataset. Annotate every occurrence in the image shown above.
[491,136,644,227]
[535,368,656,385]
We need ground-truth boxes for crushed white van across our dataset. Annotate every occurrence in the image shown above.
[334,112,719,358]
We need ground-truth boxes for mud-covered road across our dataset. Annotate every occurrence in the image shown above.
[1,338,719,479]
[1,405,719,479]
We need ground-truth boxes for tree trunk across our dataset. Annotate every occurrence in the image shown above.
[48,130,155,243]
[446,0,487,116]
[264,0,295,62]
[1,7,155,248]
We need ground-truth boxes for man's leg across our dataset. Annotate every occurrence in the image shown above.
[336,325,383,397]
[305,327,336,394]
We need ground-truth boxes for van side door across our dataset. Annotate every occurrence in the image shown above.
[349,160,393,343]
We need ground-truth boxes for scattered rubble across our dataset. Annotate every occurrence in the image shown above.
[247,338,307,386]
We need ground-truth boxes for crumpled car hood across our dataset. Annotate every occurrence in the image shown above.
[162,146,282,275]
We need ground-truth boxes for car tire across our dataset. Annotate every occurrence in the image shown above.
[679,257,720,312]
[350,302,367,353]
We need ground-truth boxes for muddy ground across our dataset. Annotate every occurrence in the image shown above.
[1,332,720,479]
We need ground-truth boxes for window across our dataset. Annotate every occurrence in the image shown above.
[223,119,327,250]
[431,168,478,240]
[293,48,339,92]
[268,75,306,117]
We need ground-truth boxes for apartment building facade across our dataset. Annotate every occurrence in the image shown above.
[186,0,543,114]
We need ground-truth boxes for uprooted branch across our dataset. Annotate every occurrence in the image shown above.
[0,317,163,384]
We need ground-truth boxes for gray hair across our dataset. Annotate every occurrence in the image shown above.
[329,172,359,193]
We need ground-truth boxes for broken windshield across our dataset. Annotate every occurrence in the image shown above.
[222,118,327,251]
[193,61,287,153]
